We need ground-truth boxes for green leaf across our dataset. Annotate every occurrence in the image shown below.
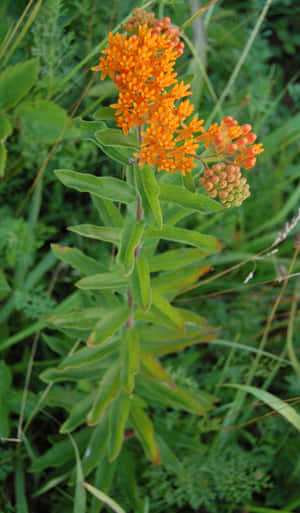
[92,196,123,228]
[108,392,131,461]
[51,244,106,275]
[81,416,109,477]
[30,429,90,472]
[137,377,208,415]
[130,404,160,465]
[0,270,11,300]
[149,247,207,271]
[95,128,138,148]
[182,171,195,192]
[68,224,121,245]
[70,434,87,513]
[138,324,216,355]
[145,225,224,253]
[117,218,145,274]
[0,58,38,109]
[55,170,136,204]
[121,329,140,393]
[16,100,77,143]
[87,364,121,426]
[60,394,96,434]
[88,306,131,346]
[137,164,163,228]
[0,114,12,140]
[94,131,136,165]
[226,384,300,432]
[159,184,223,213]
[93,107,115,121]
[151,289,185,331]
[130,255,152,311]
[48,308,105,331]
[140,351,175,387]
[152,264,211,295]
[76,272,128,290]
[84,482,127,513]
[0,142,7,177]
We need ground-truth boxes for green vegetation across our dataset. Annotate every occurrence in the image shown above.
[0,1,299,512]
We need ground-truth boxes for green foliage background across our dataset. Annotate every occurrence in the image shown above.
[0,0,300,512]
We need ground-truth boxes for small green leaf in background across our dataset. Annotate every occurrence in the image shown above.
[0,142,7,177]
[117,218,145,275]
[94,131,137,166]
[130,404,161,465]
[88,306,131,346]
[87,364,121,426]
[140,351,175,387]
[0,270,11,300]
[226,384,300,432]
[15,101,77,143]
[92,196,123,228]
[108,392,131,461]
[0,58,38,110]
[149,247,207,271]
[84,482,127,513]
[151,289,185,332]
[93,107,116,121]
[0,360,12,437]
[0,114,12,141]
[121,329,140,393]
[95,128,138,148]
[55,170,136,204]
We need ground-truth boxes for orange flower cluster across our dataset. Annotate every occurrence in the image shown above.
[92,20,204,175]
[198,116,264,170]
[199,163,250,208]
[123,8,184,56]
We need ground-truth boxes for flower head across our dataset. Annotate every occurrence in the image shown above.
[199,163,250,208]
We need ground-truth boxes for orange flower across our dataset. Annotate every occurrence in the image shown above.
[197,116,264,170]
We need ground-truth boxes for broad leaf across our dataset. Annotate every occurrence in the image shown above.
[137,164,163,228]
[69,224,121,245]
[108,392,131,461]
[87,364,121,425]
[159,183,223,213]
[130,404,160,465]
[121,329,140,393]
[130,255,152,311]
[117,218,145,274]
[55,170,136,204]
[51,244,107,275]
[145,225,223,253]
[149,247,207,271]
[0,58,38,109]
[88,306,131,346]
[76,272,128,290]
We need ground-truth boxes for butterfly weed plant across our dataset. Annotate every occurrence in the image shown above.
[33,6,266,508]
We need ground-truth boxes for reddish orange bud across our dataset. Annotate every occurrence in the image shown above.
[243,157,256,169]
[246,133,257,144]
[241,124,252,134]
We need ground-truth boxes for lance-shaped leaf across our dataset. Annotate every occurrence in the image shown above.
[55,170,136,204]
[60,393,96,433]
[87,364,121,426]
[88,306,131,346]
[159,184,223,213]
[0,114,12,140]
[140,351,175,387]
[95,130,136,165]
[0,58,38,109]
[68,224,121,245]
[130,403,160,465]
[145,225,223,253]
[40,340,119,383]
[130,255,152,311]
[117,219,145,275]
[0,271,11,300]
[95,128,138,148]
[152,264,211,295]
[76,272,128,290]
[137,164,163,228]
[149,248,207,272]
[137,377,208,415]
[108,392,131,461]
[81,415,109,477]
[121,329,140,393]
[0,143,7,177]
[138,324,216,356]
[151,289,185,332]
[51,244,107,275]
[93,107,115,121]
[92,196,123,227]
[48,307,105,331]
